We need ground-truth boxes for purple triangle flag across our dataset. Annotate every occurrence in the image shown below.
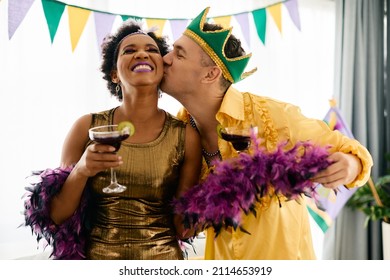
[284,0,301,31]
[234,13,251,48]
[8,0,35,39]
[169,19,188,41]
[307,105,357,232]
[94,12,116,56]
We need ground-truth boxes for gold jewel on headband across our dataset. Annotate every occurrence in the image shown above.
[184,7,257,83]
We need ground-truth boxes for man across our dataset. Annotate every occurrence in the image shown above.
[160,7,373,259]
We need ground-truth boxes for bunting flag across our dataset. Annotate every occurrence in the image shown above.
[145,18,167,37]
[68,6,91,51]
[121,15,142,22]
[7,0,301,51]
[268,3,282,33]
[170,19,189,41]
[41,0,65,43]
[235,12,251,47]
[284,0,301,30]
[252,8,267,44]
[93,12,116,55]
[213,15,232,30]
[306,101,358,232]
[8,0,35,39]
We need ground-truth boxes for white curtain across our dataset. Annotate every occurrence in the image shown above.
[0,0,336,259]
[323,0,387,260]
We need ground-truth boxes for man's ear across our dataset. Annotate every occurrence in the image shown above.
[202,66,222,83]
[111,70,119,83]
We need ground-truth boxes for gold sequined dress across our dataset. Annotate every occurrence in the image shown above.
[85,107,185,260]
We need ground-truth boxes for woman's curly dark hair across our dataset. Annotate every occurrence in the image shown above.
[100,20,170,101]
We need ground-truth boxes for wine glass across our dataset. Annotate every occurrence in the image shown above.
[219,126,258,153]
[88,124,130,193]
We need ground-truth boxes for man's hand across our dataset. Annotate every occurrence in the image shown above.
[311,152,362,189]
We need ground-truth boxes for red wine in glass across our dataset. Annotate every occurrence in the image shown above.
[220,132,251,151]
[92,133,129,152]
[220,126,258,152]
[89,125,131,193]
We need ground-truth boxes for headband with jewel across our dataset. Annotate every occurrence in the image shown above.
[184,7,257,83]
[115,30,150,55]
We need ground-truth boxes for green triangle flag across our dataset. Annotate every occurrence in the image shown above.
[252,8,267,45]
[121,15,142,22]
[41,0,65,43]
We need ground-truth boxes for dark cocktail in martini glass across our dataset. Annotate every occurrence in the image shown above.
[89,124,131,193]
[220,126,258,153]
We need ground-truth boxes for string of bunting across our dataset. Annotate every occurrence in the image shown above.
[7,0,301,52]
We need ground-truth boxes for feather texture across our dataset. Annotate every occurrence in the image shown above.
[22,166,90,259]
[173,138,331,236]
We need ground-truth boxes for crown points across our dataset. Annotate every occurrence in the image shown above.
[185,7,255,83]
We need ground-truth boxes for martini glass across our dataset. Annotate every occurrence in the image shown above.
[220,126,258,153]
[89,124,130,193]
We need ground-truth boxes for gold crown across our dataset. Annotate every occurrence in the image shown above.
[184,7,256,83]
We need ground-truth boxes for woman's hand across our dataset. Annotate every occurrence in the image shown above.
[74,144,123,178]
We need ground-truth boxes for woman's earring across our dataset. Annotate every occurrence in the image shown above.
[115,83,120,93]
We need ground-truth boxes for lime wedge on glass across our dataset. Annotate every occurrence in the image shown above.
[216,123,224,139]
[118,121,135,136]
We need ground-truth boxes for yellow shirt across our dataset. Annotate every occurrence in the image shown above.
[178,87,373,260]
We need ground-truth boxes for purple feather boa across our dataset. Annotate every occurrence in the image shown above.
[23,166,90,260]
[173,137,331,236]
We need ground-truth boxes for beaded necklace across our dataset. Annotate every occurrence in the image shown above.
[189,115,222,165]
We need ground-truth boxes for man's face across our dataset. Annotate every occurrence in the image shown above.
[160,35,207,99]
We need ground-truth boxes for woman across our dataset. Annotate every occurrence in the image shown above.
[27,20,201,260]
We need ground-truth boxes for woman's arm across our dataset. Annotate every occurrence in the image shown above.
[174,124,202,239]
[50,114,123,224]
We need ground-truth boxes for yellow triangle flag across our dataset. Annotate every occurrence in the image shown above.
[268,3,282,33]
[145,19,166,37]
[212,16,232,29]
[68,6,91,52]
